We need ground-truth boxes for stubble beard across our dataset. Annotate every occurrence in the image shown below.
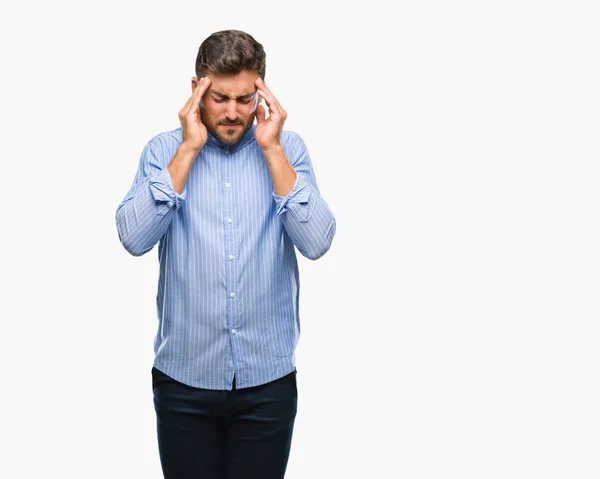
[202,110,254,146]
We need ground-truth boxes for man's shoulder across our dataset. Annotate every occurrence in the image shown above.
[147,127,183,150]
[146,127,304,152]
[281,129,304,145]
[280,130,310,164]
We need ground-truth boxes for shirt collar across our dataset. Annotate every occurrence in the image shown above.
[205,124,256,152]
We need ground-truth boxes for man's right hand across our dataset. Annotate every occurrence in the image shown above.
[178,76,212,151]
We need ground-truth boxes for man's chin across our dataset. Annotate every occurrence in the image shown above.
[213,124,248,145]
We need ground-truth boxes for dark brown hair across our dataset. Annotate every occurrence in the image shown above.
[195,30,266,80]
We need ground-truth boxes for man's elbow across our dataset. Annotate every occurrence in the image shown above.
[121,239,151,257]
[301,219,336,261]
[116,219,151,257]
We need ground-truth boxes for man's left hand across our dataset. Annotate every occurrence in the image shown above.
[254,77,287,153]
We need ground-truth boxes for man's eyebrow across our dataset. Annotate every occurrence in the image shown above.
[208,89,228,98]
[208,89,256,99]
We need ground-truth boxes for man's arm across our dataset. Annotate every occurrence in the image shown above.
[262,145,297,197]
[270,133,337,260]
[116,77,211,256]
[115,139,192,256]
[253,77,336,260]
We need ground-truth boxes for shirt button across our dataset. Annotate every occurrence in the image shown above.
[225,182,231,188]
[230,292,236,298]
[229,254,234,261]
[231,329,237,334]
[225,150,230,155]
[227,218,232,224]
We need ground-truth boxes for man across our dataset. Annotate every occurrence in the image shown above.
[115,30,336,478]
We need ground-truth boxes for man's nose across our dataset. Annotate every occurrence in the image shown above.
[225,100,239,120]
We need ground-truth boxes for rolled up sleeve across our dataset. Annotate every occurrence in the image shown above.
[272,133,336,260]
[116,138,186,256]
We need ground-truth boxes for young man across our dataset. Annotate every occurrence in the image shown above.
[115,30,336,478]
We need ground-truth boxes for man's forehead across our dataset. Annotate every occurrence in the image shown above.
[206,71,258,97]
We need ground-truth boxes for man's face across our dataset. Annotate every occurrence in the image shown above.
[194,70,259,145]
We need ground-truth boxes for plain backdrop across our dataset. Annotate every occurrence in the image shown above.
[1,1,599,478]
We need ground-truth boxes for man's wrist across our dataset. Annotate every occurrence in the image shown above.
[178,142,203,158]
[261,143,285,164]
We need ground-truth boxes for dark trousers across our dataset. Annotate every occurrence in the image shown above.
[152,367,298,479]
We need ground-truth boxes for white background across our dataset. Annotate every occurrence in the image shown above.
[1,1,599,478]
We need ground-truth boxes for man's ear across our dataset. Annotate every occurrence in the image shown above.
[191,76,199,93]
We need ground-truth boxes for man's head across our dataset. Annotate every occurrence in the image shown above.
[192,30,266,145]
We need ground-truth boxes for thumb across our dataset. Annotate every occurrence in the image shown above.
[255,104,266,124]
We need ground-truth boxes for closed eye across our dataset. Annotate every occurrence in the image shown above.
[213,97,252,104]
[210,92,256,104]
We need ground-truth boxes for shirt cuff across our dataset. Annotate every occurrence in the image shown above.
[149,169,186,215]
[272,174,312,220]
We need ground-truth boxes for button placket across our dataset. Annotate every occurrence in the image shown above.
[221,148,238,355]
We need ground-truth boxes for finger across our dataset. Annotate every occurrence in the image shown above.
[190,77,211,112]
[255,77,275,97]
[257,89,281,117]
[255,78,285,114]
[182,77,211,116]
[196,76,212,96]
[181,77,205,112]
[255,80,279,110]
[258,90,286,122]
[180,91,197,116]
[193,77,211,112]
[255,103,266,124]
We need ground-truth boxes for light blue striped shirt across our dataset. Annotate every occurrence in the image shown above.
[116,124,336,390]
